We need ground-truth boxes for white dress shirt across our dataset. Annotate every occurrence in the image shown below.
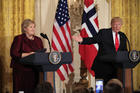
[112,31,120,46]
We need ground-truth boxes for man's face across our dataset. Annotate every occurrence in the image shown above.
[111,21,122,33]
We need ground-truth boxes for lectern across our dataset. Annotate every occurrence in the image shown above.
[20,52,72,71]
[20,52,72,86]
[116,51,140,93]
[100,51,140,93]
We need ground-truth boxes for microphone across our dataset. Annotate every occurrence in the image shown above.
[40,33,49,40]
[40,33,52,52]
[121,33,131,52]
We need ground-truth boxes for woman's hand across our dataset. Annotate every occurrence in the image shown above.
[72,35,83,43]
[22,52,35,58]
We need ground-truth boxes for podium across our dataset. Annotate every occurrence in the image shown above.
[116,51,140,93]
[100,51,140,93]
[20,52,72,71]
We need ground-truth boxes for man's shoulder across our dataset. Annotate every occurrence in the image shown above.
[118,31,126,36]
[119,31,125,34]
[99,28,112,33]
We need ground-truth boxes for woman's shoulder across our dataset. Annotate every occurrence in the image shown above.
[14,34,25,40]
[34,35,41,39]
[34,35,42,41]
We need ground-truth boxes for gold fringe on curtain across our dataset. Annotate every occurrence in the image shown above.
[0,0,34,92]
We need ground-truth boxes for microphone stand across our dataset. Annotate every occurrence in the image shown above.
[47,38,52,52]
[120,33,131,52]
[124,34,131,52]
[40,33,52,52]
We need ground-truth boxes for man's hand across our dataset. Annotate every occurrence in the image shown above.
[72,35,83,43]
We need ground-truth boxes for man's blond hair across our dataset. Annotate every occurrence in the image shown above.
[111,17,123,25]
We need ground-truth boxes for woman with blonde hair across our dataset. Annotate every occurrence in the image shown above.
[10,19,44,93]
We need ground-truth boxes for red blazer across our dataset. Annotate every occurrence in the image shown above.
[10,34,44,71]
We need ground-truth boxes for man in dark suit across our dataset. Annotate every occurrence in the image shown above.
[72,17,128,85]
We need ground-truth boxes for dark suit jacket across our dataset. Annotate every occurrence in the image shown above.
[81,28,128,76]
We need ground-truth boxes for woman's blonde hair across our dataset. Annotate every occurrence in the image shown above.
[21,19,35,33]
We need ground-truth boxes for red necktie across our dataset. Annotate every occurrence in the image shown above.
[115,32,119,51]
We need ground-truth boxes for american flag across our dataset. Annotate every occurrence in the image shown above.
[52,0,74,81]
[79,0,99,76]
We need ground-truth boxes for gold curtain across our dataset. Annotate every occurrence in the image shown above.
[0,0,35,92]
[111,0,140,90]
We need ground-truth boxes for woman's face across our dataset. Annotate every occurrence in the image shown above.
[24,23,35,36]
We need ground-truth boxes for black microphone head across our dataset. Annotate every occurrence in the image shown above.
[40,33,45,38]
[40,33,48,40]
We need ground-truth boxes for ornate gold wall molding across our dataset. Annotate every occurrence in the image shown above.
[69,0,83,35]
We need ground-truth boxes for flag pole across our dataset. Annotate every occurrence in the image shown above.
[53,72,56,93]
[63,81,66,93]
[88,71,91,88]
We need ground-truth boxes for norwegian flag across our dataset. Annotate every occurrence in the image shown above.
[52,0,74,81]
[79,0,99,76]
